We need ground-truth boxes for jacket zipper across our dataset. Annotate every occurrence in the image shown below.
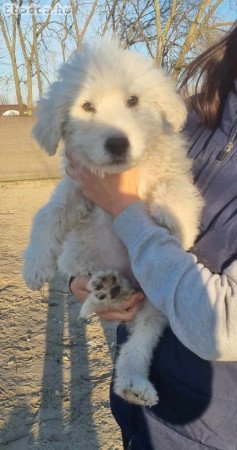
[216,142,234,161]
[200,126,237,194]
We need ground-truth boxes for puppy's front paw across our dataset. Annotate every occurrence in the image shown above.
[88,271,133,306]
[78,270,134,319]
[114,375,159,407]
[23,247,56,290]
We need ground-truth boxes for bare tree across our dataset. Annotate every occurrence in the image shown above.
[68,0,99,49]
[172,0,226,79]
[16,0,59,113]
[0,0,233,111]
[0,93,10,104]
[105,0,233,77]
[0,1,24,112]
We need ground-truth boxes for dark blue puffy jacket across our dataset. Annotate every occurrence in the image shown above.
[110,81,237,450]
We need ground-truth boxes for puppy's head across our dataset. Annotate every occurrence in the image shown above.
[33,39,187,173]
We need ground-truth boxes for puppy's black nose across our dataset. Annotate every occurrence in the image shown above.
[105,136,129,156]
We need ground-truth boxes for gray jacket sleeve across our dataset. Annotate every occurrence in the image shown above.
[113,202,237,361]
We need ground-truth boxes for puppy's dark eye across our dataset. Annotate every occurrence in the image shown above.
[82,102,96,112]
[127,95,139,108]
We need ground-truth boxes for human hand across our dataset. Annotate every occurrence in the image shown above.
[69,275,145,322]
[69,275,90,302]
[65,154,140,218]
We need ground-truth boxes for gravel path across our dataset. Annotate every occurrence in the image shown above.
[0,180,123,450]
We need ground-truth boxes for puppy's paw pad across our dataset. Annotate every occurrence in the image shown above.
[115,376,159,407]
[88,271,124,301]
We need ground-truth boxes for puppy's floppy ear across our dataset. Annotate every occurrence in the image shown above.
[32,81,66,155]
[153,70,187,132]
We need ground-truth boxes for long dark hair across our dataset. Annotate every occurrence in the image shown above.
[179,22,237,128]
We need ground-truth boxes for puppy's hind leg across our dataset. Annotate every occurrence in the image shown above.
[114,302,167,407]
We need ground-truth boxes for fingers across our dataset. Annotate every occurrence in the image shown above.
[97,303,141,322]
[120,292,145,310]
[69,276,90,302]
[96,292,145,322]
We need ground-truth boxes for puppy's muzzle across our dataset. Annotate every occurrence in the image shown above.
[105,135,129,161]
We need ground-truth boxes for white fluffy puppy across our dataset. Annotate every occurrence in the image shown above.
[23,40,203,407]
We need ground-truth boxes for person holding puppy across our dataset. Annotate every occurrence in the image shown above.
[67,24,237,450]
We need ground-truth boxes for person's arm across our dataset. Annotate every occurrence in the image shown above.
[113,201,237,361]
[65,158,237,361]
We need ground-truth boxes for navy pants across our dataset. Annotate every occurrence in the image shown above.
[110,324,237,450]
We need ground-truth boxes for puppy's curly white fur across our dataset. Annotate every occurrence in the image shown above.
[23,39,203,407]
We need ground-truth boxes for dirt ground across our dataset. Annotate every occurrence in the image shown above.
[0,179,123,450]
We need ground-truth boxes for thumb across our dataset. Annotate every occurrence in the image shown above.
[121,292,145,310]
